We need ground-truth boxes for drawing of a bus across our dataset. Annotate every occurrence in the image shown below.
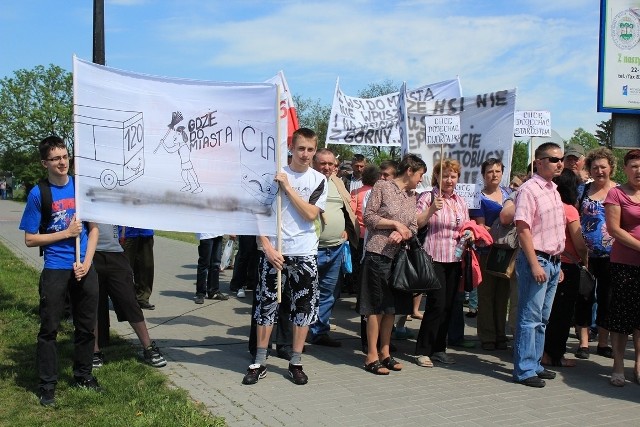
[75,104,145,190]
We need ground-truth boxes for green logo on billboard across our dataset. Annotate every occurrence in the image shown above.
[613,10,640,49]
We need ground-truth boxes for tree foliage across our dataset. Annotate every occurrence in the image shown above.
[0,65,73,188]
[568,127,600,152]
[595,119,612,149]
[510,140,530,175]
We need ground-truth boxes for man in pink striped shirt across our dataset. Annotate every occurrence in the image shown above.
[512,142,566,388]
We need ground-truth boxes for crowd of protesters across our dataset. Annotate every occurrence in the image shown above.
[20,133,640,406]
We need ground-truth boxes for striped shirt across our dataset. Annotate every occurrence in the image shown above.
[514,174,565,256]
[417,188,470,263]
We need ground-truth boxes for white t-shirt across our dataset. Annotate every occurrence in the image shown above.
[269,165,327,256]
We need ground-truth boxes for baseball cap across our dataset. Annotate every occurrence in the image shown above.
[564,144,585,158]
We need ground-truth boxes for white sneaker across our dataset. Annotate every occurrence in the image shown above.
[237,288,246,298]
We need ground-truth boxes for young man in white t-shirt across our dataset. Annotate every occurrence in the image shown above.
[242,128,328,386]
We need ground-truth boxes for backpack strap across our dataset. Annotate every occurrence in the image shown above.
[37,178,53,257]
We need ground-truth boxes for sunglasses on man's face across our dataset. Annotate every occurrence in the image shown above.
[538,156,564,164]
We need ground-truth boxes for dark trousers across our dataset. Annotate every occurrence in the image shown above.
[544,263,579,360]
[37,267,99,391]
[123,236,154,304]
[248,255,292,355]
[416,262,461,355]
[196,236,223,297]
[229,235,259,292]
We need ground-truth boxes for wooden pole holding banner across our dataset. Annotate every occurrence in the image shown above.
[439,144,444,193]
[275,86,283,304]
[530,137,534,176]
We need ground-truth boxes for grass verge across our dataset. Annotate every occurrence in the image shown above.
[154,230,198,245]
[0,241,225,427]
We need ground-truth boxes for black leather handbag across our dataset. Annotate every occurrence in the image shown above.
[390,235,440,293]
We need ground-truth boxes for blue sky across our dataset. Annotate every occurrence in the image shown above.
[0,0,606,140]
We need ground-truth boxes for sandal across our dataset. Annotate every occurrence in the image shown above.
[364,360,389,375]
[416,355,433,368]
[411,313,423,320]
[381,356,403,371]
[610,372,625,387]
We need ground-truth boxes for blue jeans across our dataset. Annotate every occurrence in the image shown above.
[309,243,344,339]
[196,237,223,297]
[513,252,560,381]
[467,288,478,310]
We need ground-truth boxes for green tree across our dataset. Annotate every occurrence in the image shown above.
[567,127,600,152]
[510,140,529,175]
[595,119,612,149]
[0,64,73,190]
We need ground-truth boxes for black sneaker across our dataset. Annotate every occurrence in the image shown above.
[207,292,229,301]
[288,364,308,385]
[575,347,590,359]
[537,369,556,380]
[93,351,104,369]
[242,364,267,385]
[194,295,205,304]
[143,341,167,367]
[74,375,103,392]
[39,388,55,406]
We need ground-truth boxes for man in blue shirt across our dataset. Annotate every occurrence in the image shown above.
[19,136,101,406]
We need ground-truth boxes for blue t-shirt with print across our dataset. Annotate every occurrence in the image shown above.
[19,177,88,269]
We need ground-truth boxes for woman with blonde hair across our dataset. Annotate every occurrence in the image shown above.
[414,158,470,367]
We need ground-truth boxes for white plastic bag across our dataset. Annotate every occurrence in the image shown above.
[220,240,234,270]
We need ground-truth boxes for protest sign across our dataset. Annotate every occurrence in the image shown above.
[424,115,461,145]
[514,110,551,137]
[410,89,517,187]
[455,183,482,209]
[73,56,283,236]
[326,78,462,146]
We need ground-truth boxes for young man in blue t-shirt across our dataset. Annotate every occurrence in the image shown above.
[19,136,101,406]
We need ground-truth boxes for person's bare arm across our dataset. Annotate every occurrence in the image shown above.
[25,214,83,247]
[74,222,99,280]
[606,204,640,252]
[567,220,588,266]
[258,235,284,271]
[499,200,515,225]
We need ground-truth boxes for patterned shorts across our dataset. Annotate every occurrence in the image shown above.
[254,254,319,327]
[607,262,640,335]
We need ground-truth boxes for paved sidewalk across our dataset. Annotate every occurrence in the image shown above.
[1,198,639,426]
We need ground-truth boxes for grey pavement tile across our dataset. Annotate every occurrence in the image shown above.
[2,199,640,426]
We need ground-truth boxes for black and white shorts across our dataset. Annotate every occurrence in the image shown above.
[254,254,319,327]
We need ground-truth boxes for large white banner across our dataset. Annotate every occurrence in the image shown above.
[73,57,283,236]
[326,78,462,146]
[409,89,517,187]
